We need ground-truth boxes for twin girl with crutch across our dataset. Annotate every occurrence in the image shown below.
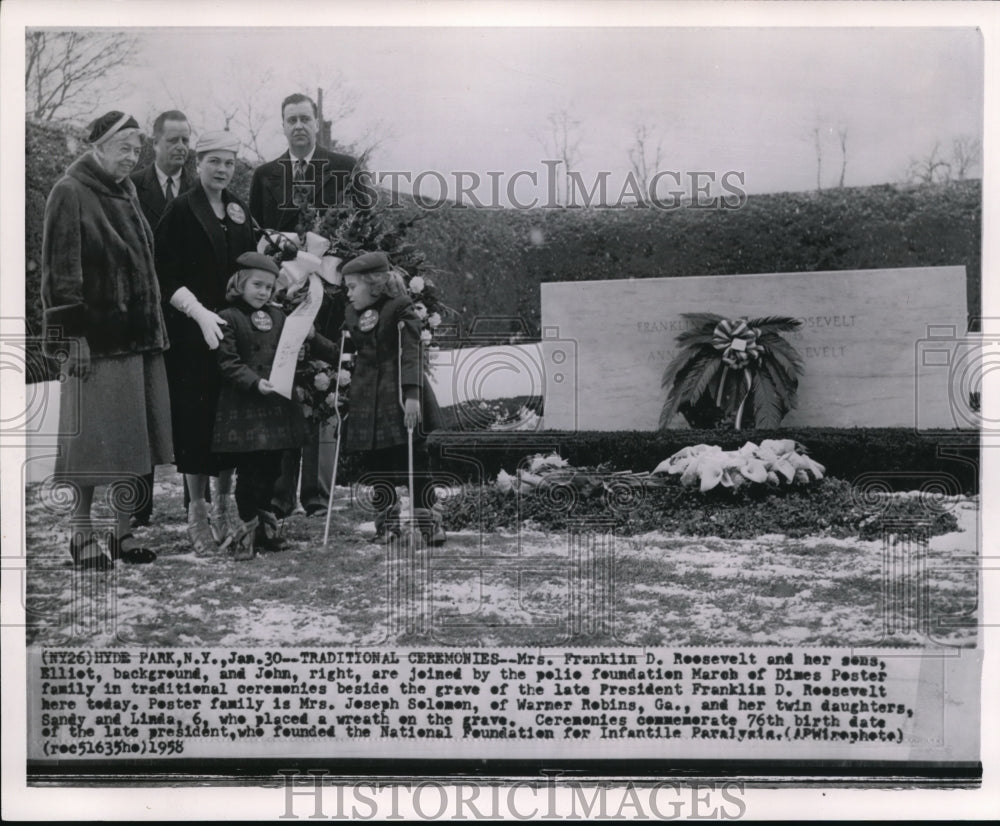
[329,252,445,549]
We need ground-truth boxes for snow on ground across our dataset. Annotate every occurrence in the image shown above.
[22,469,979,649]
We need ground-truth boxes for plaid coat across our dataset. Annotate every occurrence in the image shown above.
[212,301,337,453]
[343,295,441,452]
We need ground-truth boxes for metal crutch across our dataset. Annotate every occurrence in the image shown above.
[322,330,350,548]
[398,321,418,550]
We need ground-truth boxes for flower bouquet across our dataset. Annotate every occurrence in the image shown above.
[293,349,355,425]
[295,157,453,358]
[652,439,825,493]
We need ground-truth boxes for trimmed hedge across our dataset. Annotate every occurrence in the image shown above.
[27,120,983,386]
[411,181,983,339]
[425,427,980,493]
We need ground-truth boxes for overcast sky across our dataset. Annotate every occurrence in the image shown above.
[63,25,985,200]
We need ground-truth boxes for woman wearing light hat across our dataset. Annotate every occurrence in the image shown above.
[154,130,256,553]
[41,110,170,568]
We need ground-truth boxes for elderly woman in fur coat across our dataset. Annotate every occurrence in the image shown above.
[41,111,171,568]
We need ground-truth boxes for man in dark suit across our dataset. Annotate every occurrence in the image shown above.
[249,93,357,233]
[128,110,193,527]
[131,110,193,231]
[249,94,356,521]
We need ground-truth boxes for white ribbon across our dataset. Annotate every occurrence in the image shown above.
[268,272,324,399]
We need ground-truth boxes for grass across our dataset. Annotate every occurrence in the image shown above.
[23,467,979,649]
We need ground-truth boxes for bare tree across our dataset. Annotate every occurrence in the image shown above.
[350,118,395,162]
[951,135,982,180]
[288,65,361,153]
[628,123,664,202]
[809,118,850,191]
[228,67,277,162]
[25,30,139,123]
[539,108,583,205]
[906,141,953,185]
[837,127,848,188]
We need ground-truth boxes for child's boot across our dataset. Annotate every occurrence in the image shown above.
[410,503,447,546]
[210,492,239,547]
[255,514,289,552]
[373,505,401,544]
[231,516,258,561]
[429,504,447,546]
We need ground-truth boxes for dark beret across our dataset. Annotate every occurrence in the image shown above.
[342,251,390,276]
[236,251,281,276]
[87,111,140,145]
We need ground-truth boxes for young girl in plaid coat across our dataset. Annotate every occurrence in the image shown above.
[340,252,444,544]
[212,252,338,558]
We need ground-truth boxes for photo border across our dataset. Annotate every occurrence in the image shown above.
[3,0,997,820]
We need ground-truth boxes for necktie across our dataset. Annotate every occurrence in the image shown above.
[165,177,175,202]
[292,160,309,207]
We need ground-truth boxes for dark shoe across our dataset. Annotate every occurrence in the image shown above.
[372,524,403,545]
[305,503,327,517]
[69,533,113,571]
[413,508,446,546]
[255,522,289,552]
[107,532,157,564]
[254,509,288,551]
[259,509,281,529]
[231,517,257,561]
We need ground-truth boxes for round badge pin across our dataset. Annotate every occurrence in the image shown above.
[251,310,273,331]
[358,308,379,332]
[226,203,246,224]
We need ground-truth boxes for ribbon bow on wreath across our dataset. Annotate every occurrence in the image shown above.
[660,313,804,431]
[712,319,764,369]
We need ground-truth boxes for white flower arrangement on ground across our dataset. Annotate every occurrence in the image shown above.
[652,439,825,492]
[489,405,543,432]
[494,453,625,498]
[490,443,825,499]
[492,453,574,494]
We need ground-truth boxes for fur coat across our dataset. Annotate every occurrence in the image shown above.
[41,152,168,358]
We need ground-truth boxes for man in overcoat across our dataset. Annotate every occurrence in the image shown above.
[249,93,357,518]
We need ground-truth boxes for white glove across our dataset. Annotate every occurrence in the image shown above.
[171,286,227,350]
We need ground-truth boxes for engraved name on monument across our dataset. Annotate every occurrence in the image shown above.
[541,267,968,431]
